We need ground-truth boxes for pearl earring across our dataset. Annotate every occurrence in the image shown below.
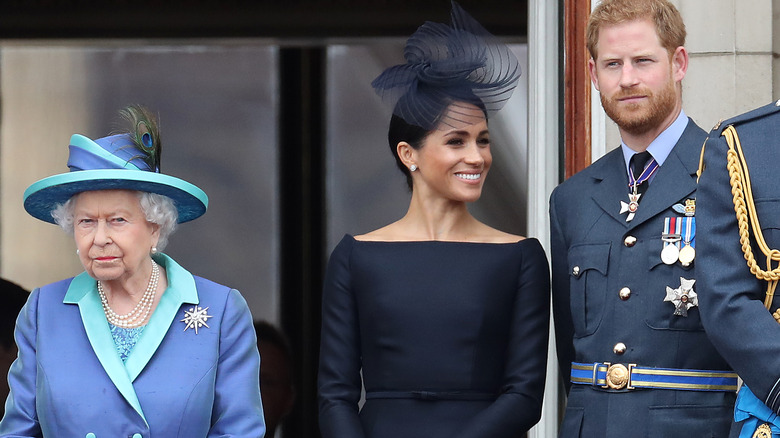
[151,247,158,254]
[410,164,418,172]
[76,249,80,255]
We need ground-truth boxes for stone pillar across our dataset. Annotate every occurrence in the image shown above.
[774,0,780,98]
[680,0,773,130]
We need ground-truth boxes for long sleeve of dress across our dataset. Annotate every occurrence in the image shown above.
[318,238,365,438]
[208,288,266,437]
[452,239,550,437]
[0,288,43,437]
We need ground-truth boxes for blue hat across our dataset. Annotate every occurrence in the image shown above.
[24,133,208,224]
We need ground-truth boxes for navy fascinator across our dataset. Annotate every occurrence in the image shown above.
[371,1,521,130]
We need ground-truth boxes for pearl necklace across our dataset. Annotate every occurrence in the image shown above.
[97,261,160,328]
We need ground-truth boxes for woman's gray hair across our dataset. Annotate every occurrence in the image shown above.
[51,191,179,251]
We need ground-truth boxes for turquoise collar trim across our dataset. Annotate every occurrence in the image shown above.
[66,273,148,425]
[124,253,198,381]
[63,253,198,305]
[63,253,199,425]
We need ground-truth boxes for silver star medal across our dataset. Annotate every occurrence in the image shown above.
[620,192,642,222]
[181,306,213,334]
[664,277,698,317]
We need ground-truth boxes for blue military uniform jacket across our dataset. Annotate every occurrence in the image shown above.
[550,119,736,437]
[697,101,780,438]
[0,254,266,438]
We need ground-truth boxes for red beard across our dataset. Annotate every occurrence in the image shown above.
[600,78,678,136]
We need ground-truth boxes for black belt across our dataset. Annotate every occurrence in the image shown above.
[365,390,497,401]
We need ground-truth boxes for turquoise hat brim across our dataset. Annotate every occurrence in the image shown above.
[23,169,208,224]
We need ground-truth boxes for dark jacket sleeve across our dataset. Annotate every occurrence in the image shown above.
[550,186,575,393]
[317,238,366,438]
[697,129,780,410]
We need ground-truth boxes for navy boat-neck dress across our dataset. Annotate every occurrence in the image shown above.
[318,235,550,438]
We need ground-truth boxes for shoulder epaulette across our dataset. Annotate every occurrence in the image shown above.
[709,99,780,136]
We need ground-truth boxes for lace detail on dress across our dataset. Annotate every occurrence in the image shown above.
[109,323,145,362]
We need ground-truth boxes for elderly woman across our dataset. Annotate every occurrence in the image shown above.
[317,3,550,438]
[0,106,265,437]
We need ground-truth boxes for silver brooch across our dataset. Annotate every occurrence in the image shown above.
[620,192,642,222]
[664,277,698,317]
[181,306,213,334]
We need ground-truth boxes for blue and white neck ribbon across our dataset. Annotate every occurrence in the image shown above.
[627,157,659,190]
[736,386,780,437]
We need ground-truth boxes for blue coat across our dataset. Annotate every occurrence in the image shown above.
[550,119,735,437]
[0,254,265,438]
[697,101,780,437]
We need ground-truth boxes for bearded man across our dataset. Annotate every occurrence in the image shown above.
[549,0,736,436]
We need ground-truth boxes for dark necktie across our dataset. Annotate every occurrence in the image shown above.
[630,151,652,195]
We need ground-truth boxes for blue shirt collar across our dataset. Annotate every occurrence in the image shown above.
[621,109,689,174]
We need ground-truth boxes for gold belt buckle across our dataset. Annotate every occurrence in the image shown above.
[604,363,636,390]
[753,423,772,438]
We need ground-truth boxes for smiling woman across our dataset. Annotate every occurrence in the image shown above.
[316,3,550,438]
[396,103,492,204]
